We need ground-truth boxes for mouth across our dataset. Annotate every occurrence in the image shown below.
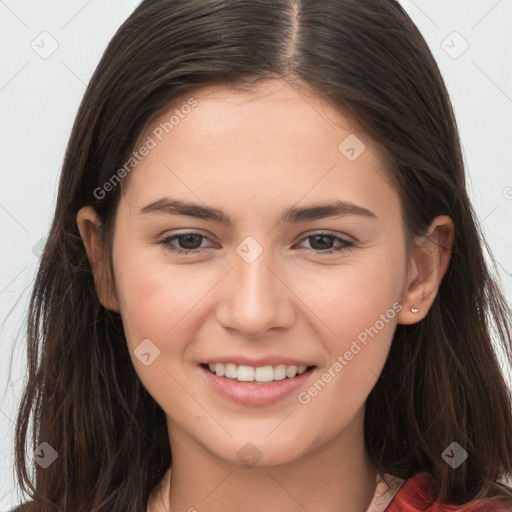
[200,362,316,385]
[198,355,319,406]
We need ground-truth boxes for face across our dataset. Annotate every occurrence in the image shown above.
[95,79,413,466]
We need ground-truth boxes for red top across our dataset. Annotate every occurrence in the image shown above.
[386,473,512,511]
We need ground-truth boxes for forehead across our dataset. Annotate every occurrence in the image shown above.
[119,79,398,218]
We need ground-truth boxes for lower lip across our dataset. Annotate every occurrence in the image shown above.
[199,365,316,406]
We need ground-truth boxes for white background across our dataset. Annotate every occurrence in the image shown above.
[1,0,511,508]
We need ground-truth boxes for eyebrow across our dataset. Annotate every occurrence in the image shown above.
[139,197,377,226]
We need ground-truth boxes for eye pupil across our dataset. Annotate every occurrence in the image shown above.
[309,234,333,251]
[179,234,202,249]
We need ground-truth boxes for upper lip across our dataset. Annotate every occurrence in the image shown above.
[202,356,315,367]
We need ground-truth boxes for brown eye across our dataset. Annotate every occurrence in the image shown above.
[157,231,354,257]
[298,232,354,254]
[158,232,212,255]
[174,233,204,250]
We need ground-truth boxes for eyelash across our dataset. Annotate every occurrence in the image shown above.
[156,231,355,256]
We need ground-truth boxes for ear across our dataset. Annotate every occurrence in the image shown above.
[398,215,454,325]
[76,206,120,312]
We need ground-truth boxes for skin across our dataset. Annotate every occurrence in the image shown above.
[77,79,454,512]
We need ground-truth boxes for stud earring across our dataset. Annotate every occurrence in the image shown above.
[411,307,419,314]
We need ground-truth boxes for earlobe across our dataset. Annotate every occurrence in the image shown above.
[76,206,120,312]
[398,215,454,325]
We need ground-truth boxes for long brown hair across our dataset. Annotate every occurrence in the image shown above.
[13,0,512,510]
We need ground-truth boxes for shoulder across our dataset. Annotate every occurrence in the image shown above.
[386,473,512,511]
[385,472,434,511]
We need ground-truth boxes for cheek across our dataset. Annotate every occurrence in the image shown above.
[309,246,406,338]
[114,248,213,346]
[301,300,398,430]
[113,252,213,414]
[299,247,404,412]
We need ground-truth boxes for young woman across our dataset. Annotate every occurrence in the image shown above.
[10,0,512,511]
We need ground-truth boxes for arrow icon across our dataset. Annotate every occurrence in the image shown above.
[338,134,365,161]
[31,31,59,59]
[441,441,468,468]
[236,237,263,263]
[440,32,468,60]
[134,339,161,366]
[33,442,58,468]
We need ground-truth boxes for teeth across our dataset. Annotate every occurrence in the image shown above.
[254,365,274,382]
[237,365,255,382]
[285,365,297,378]
[206,362,311,382]
[215,363,225,377]
[273,364,287,381]
[224,363,237,379]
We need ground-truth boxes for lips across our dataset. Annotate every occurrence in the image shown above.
[199,362,317,406]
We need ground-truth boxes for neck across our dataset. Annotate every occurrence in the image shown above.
[149,407,378,512]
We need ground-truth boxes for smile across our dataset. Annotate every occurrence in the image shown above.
[204,362,311,383]
[199,362,317,406]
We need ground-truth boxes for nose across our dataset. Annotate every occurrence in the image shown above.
[215,247,296,338]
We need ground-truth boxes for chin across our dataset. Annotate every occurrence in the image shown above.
[202,431,314,468]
